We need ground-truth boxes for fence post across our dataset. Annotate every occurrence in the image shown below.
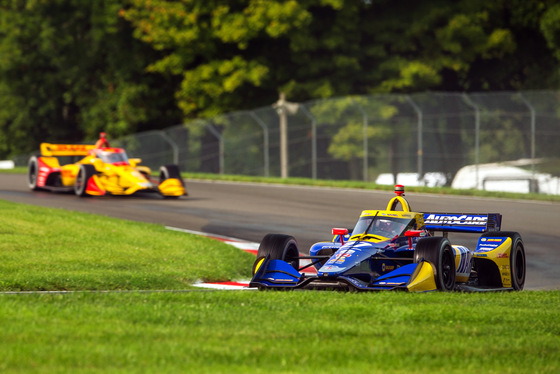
[158,131,179,165]
[248,111,270,177]
[406,95,423,180]
[518,92,536,187]
[274,93,289,178]
[206,124,224,174]
[352,99,368,182]
[462,93,480,189]
[298,105,317,180]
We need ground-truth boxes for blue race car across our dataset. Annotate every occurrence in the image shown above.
[249,185,526,291]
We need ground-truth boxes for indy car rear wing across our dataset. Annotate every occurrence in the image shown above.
[423,213,502,233]
[40,143,96,157]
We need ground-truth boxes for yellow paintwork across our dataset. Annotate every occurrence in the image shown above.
[407,262,438,291]
[159,179,186,197]
[129,158,142,167]
[39,157,61,169]
[41,143,96,156]
[350,209,425,243]
[453,246,471,283]
[386,195,411,212]
[86,175,105,196]
[253,257,266,275]
[473,237,512,287]
[60,164,80,186]
[40,143,185,197]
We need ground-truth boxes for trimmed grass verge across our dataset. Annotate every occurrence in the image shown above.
[185,172,560,203]
[1,198,559,373]
[0,199,254,291]
[1,291,559,373]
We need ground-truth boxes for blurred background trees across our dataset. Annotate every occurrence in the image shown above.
[1,0,560,158]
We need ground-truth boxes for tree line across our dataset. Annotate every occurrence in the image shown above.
[1,0,560,159]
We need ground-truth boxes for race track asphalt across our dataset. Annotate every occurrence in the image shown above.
[1,173,559,290]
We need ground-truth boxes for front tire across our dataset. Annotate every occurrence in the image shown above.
[159,164,183,184]
[74,164,96,197]
[256,234,300,271]
[159,164,185,199]
[415,237,456,291]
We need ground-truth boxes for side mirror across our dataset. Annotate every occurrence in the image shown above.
[129,158,142,167]
[404,230,425,237]
[332,228,349,245]
[404,230,427,249]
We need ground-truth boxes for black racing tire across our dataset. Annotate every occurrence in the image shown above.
[415,237,456,291]
[159,164,183,184]
[159,164,185,199]
[74,164,97,197]
[256,234,300,270]
[28,156,42,191]
[481,231,526,290]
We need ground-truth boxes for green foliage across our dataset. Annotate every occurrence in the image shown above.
[122,0,405,118]
[0,0,181,157]
[3,0,560,161]
[541,4,560,60]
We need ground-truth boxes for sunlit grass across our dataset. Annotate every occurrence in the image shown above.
[0,291,558,373]
[0,198,559,372]
[0,199,254,291]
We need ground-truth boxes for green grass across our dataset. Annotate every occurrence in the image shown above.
[0,166,26,173]
[0,199,254,291]
[0,291,559,373]
[1,198,559,373]
[184,172,560,203]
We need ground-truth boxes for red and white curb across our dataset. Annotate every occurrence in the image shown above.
[166,226,315,290]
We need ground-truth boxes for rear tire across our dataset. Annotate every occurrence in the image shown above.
[481,231,526,290]
[28,156,41,191]
[257,234,300,270]
[415,237,456,291]
[74,164,96,197]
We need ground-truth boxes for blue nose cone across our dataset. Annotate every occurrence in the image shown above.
[318,241,378,276]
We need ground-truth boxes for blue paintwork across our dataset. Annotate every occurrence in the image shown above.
[423,213,502,233]
[251,236,421,290]
[318,241,379,276]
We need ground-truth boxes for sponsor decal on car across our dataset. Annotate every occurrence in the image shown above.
[424,214,487,225]
[381,263,395,272]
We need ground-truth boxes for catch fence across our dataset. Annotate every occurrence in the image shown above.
[111,91,560,194]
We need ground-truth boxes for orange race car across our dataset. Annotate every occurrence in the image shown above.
[28,143,186,198]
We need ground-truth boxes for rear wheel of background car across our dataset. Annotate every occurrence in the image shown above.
[28,156,41,191]
[74,164,96,197]
[414,237,456,291]
[481,231,526,290]
[256,234,300,270]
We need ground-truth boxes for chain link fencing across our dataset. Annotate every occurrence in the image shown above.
[11,90,560,194]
